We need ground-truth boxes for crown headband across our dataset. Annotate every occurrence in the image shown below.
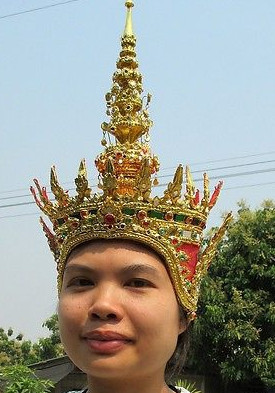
[31,1,232,321]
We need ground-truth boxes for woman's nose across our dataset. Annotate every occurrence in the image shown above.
[88,285,123,321]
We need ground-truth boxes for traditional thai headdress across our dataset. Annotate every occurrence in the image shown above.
[31,1,232,321]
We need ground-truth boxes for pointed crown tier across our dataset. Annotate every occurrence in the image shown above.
[31,1,232,320]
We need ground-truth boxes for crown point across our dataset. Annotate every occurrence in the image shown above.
[124,0,135,37]
[125,1,134,8]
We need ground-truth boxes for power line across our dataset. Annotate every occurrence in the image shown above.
[156,167,275,188]
[224,181,275,191]
[0,167,274,210]
[157,159,275,179]
[0,0,82,20]
[1,180,274,220]
[161,151,275,171]
[1,153,275,199]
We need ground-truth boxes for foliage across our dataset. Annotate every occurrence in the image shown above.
[189,201,275,388]
[32,314,64,361]
[0,328,38,366]
[0,364,54,393]
[176,378,202,393]
[0,315,64,367]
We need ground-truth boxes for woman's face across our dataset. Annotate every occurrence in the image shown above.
[58,241,186,381]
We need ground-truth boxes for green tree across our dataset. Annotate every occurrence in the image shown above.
[32,314,64,361]
[189,201,275,390]
[0,315,64,367]
[0,328,38,366]
[0,365,53,393]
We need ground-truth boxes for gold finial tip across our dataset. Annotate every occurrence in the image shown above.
[125,1,134,8]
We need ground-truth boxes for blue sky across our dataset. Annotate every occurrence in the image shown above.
[0,0,274,341]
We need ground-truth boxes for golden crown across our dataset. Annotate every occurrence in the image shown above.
[31,1,232,320]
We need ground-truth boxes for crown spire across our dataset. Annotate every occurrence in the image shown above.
[124,1,134,37]
[101,0,153,144]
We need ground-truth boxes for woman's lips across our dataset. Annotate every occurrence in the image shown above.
[82,330,132,354]
[86,338,131,353]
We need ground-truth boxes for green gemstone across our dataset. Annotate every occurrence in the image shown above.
[148,210,164,220]
[122,208,135,216]
[159,228,166,236]
[174,214,185,222]
[179,253,188,261]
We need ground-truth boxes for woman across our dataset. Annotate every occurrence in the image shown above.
[58,240,189,393]
[31,2,231,392]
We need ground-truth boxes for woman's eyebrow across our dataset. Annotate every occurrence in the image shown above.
[64,263,161,277]
[64,264,96,275]
[120,264,161,277]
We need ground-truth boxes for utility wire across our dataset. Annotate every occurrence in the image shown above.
[156,167,275,189]
[0,0,82,20]
[1,180,275,220]
[1,154,275,200]
[156,159,275,179]
[1,150,274,195]
[160,150,275,171]
[1,166,274,210]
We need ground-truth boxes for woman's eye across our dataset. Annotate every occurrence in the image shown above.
[126,279,151,288]
[68,278,94,287]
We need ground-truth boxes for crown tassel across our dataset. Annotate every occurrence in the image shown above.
[184,168,224,213]
[30,179,54,216]
[40,216,59,258]
[50,166,70,208]
[185,166,200,209]
[162,164,183,205]
[74,159,92,202]
[136,158,152,201]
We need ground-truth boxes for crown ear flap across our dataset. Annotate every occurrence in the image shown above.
[200,212,233,270]
[50,166,70,207]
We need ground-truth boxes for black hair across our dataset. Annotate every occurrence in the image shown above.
[165,305,191,382]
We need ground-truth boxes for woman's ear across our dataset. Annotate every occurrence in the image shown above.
[178,307,189,335]
[178,318,187,335]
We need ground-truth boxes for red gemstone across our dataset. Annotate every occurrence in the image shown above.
[72,221,79,228]
[137,210,147,220]
[143,219,150,228]
[165,211,174,221]
[104,213,116,225]
[171,238,179,245]
[185,217,193,224]
[80,210,89,219]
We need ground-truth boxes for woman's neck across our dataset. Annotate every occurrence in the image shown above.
[86,373,172,393]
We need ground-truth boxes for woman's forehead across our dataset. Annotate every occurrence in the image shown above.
[67,239,165,263]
